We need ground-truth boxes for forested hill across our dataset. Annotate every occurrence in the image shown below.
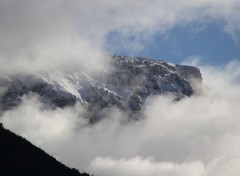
[0,123,90,176]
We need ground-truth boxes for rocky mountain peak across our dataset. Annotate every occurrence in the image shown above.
[0,56,202,122]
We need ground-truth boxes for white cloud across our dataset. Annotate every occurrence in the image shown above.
[1,60,240,176]
[1,1,240,175]
[1,94,86,146]
[89,157,206,176]
[0,0,240,75]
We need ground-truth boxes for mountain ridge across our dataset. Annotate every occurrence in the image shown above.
[0,56,202,122]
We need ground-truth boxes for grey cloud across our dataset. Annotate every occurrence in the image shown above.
[1,1,240,175]
[0,0,110,75]
[1,60,240,176]
[0,0,240,75]
[89,157,206,176]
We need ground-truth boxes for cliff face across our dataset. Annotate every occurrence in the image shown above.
[0,56,201,121]
[175,64,202,81]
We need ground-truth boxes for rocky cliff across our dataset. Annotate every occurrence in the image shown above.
[0,56,201,122]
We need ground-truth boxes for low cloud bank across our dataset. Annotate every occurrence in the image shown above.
[1,60,240,176]
[1,1,240,175]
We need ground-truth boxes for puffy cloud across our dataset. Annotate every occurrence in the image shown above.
[0,0,240,74]
[1,94,86,146]
[1,1,240,175]
[1,60,240,176]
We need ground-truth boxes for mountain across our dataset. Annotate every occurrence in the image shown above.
[0,123,90,176]
[0,56,201,122]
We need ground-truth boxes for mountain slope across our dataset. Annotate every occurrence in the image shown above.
[0,56,201,121]
[0,123,90,176]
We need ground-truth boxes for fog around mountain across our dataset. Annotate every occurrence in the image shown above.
[0,1,240,176]
[2,59,240,176]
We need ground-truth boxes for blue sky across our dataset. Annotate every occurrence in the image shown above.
[105,21,240,66]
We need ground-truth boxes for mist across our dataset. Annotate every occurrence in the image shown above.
[0,0,240,75]
[1,60,240,176]
[1,1,240,176]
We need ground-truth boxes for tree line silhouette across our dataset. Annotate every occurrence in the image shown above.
[0,123,92,176]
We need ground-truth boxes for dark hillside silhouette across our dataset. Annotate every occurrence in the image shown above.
[0,123,90,176]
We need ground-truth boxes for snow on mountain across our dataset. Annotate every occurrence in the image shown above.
[0,56,201,122]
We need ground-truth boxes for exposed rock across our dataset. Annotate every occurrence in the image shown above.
[0,56,202,121]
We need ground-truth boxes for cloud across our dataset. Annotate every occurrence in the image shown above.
[89,157,206,176]
[0,93,86,145]
[1,59,240,176]
[0,0,240,75]
[100,0,240,51]
[0,0,110,75]
[1,1,240,175]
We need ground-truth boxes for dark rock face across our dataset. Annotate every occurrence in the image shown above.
[176,64,202,81]
[0,56,202,121]
[0,77,77,111]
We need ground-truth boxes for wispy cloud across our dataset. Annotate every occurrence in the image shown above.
[1,1,240,175]
[1,60,240,176]
[0,0,239,75]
